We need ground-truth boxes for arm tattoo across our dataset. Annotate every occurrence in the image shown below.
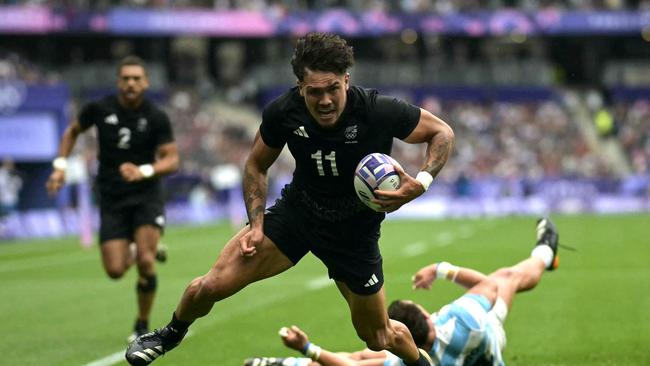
[424,132,453,178]
[243,166,267,226]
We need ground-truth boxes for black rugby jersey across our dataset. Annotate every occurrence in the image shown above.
[260,86,420,217]
[78,95,174,198]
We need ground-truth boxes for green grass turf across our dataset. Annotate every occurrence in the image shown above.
[1,214,649,365]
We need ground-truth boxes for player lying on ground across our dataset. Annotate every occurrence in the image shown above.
[244,217,561,366]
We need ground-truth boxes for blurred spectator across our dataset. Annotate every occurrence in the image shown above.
[616,99,650,175]
[0,159,22,217]
[0,50,60,85]
[594,107,616,138]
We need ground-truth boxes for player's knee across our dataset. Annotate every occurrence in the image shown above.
[364,336,389,352]
[137,274,158,293]
[136,253,156,271]
[196,275,232,302]
[358,328,389,351]
[480,278,499,305]
[105,266,126,279]
[492,267,516,281]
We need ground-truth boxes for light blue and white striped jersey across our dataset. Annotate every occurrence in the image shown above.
[383,294,505,366]
[429,294,504,366]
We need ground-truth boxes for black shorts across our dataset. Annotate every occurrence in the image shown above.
[263,197,385,295]
[99,192,165,243]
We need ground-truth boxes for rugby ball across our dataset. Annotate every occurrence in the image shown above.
[354,153,401,211]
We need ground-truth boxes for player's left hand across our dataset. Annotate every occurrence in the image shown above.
[412,263,437,290]
[372,164,426,213]
[278,326,309,352]
[119,162,144,182]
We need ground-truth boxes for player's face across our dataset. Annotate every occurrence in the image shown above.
[117,65,149,106]
[298,68,349,129]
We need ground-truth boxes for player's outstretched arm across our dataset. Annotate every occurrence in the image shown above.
[412,262,488,290]
[279,326,383,366]
[46,120,85,196]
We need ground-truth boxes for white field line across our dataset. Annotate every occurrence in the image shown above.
[0,254,91,273]
[400,226,479,257]
[81,351,125,366]
[82,331,195,366]
[403,241,427,257]
[81,275,331,366]
[306,275,333,290]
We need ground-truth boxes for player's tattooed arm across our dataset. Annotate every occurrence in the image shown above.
[243,166,267,228]
[242,132,282,229]
[423,130,454,179]
[403,108,455,179]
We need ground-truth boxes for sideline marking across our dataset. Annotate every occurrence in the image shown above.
[82,275,331,366]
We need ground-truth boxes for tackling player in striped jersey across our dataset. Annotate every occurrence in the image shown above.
[244,217,561,366]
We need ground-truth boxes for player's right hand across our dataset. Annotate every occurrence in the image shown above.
[278,326,309,352]
[46,170,65,196]
[238,226,264,257]
[411,263,437,290]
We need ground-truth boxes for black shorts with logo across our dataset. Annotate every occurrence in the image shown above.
[263,195,385,295]
[98,191,165,243]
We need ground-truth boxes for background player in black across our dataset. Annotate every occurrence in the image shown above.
[46,56,179,341]
[126,33,454,366]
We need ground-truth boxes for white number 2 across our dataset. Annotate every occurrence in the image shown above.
[311,150,338,176]
[117,127,131,149]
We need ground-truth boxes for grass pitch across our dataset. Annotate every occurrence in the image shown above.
[1,214,649,365]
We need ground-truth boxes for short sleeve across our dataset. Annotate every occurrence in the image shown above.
[77,102,98,130]
[259,105,287,148]
[155,111,175,146]
[373,95,421,140]
[449,294,491,331]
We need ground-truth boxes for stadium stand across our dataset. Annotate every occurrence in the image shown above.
[0,2,648,238]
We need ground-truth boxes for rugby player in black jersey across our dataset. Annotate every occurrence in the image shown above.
[46,56,179,342]
[126,33,453,366]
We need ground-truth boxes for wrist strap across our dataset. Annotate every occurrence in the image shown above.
[302,342,322,361]
[53,157,68,171]
[436,262,459,282]
[138,164,155,178]
[415,171,433,191]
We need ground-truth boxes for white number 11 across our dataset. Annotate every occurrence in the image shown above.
[311,150,338,176]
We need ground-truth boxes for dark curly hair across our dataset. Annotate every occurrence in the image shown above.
[388,300,430,349]
[291,32,354,81]
[117,55,147,75]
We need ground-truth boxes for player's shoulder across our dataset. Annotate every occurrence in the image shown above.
[347,85,406,113]
[142,98,168,116]
[348,85,378,108]
[84,94,115,109]
[79,95,116,119]
[263,87,302,118]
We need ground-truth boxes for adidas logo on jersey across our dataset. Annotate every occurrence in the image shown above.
[292,126,309,138]
[364,274,379,288]
[104,114,118,125]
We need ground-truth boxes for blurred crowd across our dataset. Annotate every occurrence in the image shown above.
[616,99,650,175]
[412,97,609,181]
[0,43,647,207]
[0,51,61,85]
[1,0,649,11]
[160,87,614,196]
